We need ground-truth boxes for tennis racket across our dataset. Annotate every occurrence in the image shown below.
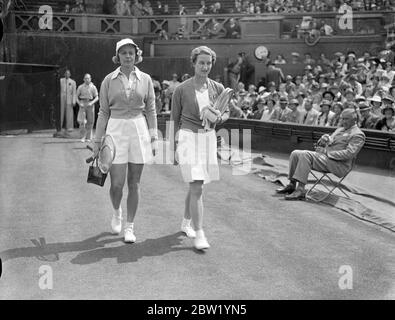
[86,134,116,174]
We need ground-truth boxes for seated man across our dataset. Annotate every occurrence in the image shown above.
[276,109,365,200]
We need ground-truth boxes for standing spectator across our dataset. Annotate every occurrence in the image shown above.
[319,20,334,35]
[317,100,335,126]
[300,98,319,126]
[76,73,99,142]
[160,3,171,14]
[270,96,292,122]
[60,69,77,132]
[285,75,296,94]
[227,54,243,91]
[266,61,284,89]
[167,73,181,97]
[161,80,171,112]
[197,0,208,14]
[239,52,255,89]
[359,101,380,129]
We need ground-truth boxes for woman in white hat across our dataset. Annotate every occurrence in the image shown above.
[92,38,158,243]
[368,95,382,117]
[170,46,230,250]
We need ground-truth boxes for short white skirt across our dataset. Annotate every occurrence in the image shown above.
[106,115,152,164]
[177,129,219,184]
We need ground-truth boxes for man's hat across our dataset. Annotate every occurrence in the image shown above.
[355,95,366,102]
[305,65,313,70]
[268,81,276,88]
[333,101,344,110]
[289,98,299,105]
[286,75,293,80]
[334,52,343,57]
[162,80,170,86]
[291,52,300,57]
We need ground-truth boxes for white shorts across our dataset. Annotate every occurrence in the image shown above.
[177,129,219,184]
[106,116,152,164]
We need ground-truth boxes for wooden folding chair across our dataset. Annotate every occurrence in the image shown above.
[306,158,356,202]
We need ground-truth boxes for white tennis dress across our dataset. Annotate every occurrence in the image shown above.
[177,89,219,184]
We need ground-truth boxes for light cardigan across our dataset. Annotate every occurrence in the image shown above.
[170,77,230,141]
[95,66,157,141]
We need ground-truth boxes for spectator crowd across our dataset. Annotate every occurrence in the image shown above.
[225,49,395,132]
[62,0,395,16]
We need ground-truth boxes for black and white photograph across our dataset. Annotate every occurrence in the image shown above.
[0,0,395,306]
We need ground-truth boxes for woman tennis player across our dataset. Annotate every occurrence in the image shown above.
[171,46,230,250]
[92,38,158,243]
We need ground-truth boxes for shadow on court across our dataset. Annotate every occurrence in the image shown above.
[70,232,190,265]
[0,232,190,265]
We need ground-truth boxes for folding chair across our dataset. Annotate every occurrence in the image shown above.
[306,158,356,202]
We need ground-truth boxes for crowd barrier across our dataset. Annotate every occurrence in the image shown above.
[157,114,395,171]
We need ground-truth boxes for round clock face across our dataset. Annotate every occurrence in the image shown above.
[255,45,268,60]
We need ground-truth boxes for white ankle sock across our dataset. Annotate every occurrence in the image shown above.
[182,218,191,226]
[125,222,134,229]
[114,207,122,217]
[195,229,205,238]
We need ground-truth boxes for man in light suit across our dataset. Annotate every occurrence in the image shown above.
[270,96,291,122]
[60,69,77,132]
[276,109,365,200]
[300,98,319,125]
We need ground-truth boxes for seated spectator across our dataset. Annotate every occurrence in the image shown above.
[286,99,302,123]
[270,96,291,122]
[303,53,316,65]
[225,18,241,39]
[115,0,131,15]
[229,98,245,118]
[197,0,208,14]
[206,21,224,39]
[329,102,344,127]
[359,101,380,129]
[291,52,301,64]
[368,95,382,117]
[142,1,153,15]
[103,0,115,14]
[299,98,318,125]
[159,3,171,15]
[375,104,395,132]
[381,94,395,109]
[319,20,334,36]
[317,100,335,126]
[274,54,287,65]
[284,75,296,94]
[64,4,71,13]
[71,0,86,13]
[322,89,335,103]
[130,0,143,16]
[275,109,365,200]
[260,95,276,121]
[161,80,171,112]
[158,29,169,40]
[178,4,188,15]
[249,96,266,120]
[181,73,191,82]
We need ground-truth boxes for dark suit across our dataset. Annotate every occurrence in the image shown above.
[288,125,366,184]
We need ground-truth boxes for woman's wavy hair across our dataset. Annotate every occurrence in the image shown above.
[190,46,217,65]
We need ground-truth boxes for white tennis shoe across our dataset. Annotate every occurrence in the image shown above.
[124,223,136,243]
[194,230,210,250]
[111,208,122,235]
[181,219,196,238]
